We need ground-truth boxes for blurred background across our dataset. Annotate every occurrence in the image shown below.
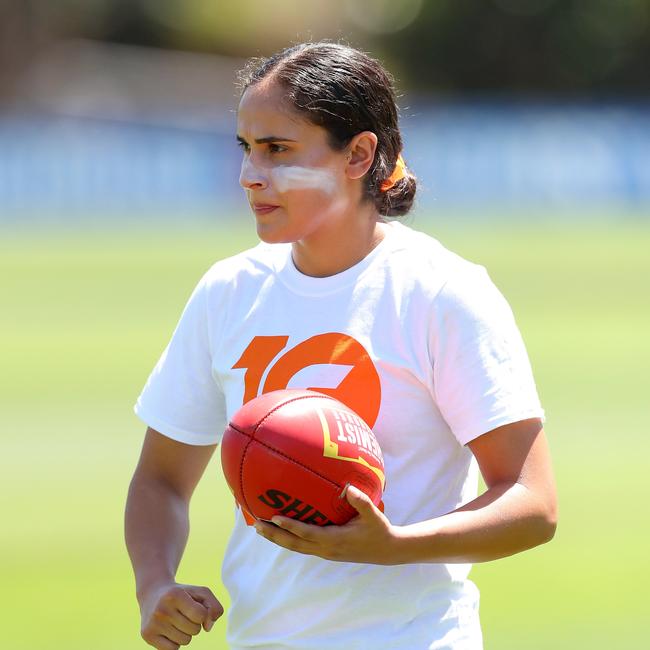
[1,1,648,649]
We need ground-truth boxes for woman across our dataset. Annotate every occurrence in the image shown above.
[125,42,557,650]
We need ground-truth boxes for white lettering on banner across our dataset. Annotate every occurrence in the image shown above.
[332,408,383,463]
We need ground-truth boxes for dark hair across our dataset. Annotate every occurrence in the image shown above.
[237,42,416,217]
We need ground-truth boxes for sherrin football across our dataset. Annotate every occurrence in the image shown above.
[221,389,385,526]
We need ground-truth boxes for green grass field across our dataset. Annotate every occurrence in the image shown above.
[2,215,649,649]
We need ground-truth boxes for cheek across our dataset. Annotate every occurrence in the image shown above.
[271,166,339,200]
[286,188,334,216]
[270,166,346,219]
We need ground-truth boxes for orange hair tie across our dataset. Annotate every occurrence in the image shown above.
[380,154,407,192]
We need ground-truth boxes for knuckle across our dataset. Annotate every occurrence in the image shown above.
[162,587,182,604]
[152,608,169,623]
[140,628,157,646]
[194,600,209,615]
[188,610,205,634]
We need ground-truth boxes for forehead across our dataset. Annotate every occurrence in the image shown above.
[237,81,315,139]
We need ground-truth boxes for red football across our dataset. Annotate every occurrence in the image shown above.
[221,389,385,526]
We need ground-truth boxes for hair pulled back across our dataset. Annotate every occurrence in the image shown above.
[237,42,416,217]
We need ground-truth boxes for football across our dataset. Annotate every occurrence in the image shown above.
[221,389,385,526]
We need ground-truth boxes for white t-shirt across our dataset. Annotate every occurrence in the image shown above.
[135,221,544,650]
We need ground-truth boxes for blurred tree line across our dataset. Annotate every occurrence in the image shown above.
[1,0,648,99]
[387,0,650,95]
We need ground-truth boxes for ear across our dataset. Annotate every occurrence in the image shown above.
[345,131,378,181]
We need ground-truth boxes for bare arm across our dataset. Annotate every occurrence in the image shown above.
[392,418,557,563]
[254,418,557,565]
[125,428,223,649]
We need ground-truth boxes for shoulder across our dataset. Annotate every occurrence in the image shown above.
[383,221,493,301]
[198,241,289,293]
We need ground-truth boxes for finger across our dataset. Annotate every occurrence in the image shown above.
[167,611,202,637]
[151,635,180,650]
[345,484,377,517]
[174,589,209,625]
[162,624,192,647]
[254,520,315,554]
[142,625,180,650]
[184,586,224,631]
[145,602,194,641]
[269,516,321,541]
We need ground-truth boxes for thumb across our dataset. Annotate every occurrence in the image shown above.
[345,484,376,517]
[185,585,224,631]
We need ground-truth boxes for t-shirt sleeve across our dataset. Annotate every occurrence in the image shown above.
[134,275,226,446]
[431,265,544,446]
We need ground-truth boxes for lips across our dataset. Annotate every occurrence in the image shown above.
[252,203,279,215]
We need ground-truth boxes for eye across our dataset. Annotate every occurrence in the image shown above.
[237,140,250,153]
[267,143,287,154]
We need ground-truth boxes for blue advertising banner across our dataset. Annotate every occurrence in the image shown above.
[1,102,649,219]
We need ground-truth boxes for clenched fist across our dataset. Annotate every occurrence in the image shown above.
[139,582,224,649]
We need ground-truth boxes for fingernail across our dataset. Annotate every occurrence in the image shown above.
[271,517,282,527]
[206,620,214,632]
[339,482,351,499]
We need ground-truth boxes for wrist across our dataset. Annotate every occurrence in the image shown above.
[386,524,414,565]
[136,573,176,607]
[388,521,441,565]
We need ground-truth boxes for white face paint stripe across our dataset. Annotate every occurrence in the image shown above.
[269,166,339,195]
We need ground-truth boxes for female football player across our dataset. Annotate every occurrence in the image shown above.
[125,42,557,650]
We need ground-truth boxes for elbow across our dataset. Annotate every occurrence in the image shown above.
[520,489,558,550]
[546,500,558,541]
[535,500,558,546]
[540,512,557,545]
[518,510,556,554]
[524,480,558,547]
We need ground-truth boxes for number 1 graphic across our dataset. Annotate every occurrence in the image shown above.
[232,335,289,405]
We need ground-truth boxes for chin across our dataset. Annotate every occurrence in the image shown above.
[256,224,296,245]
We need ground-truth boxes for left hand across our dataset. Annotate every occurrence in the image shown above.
[253,485,401,565]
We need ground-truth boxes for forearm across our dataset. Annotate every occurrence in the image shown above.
[124,476,190,603]
[392,481,557,564]
[255,422,557,566]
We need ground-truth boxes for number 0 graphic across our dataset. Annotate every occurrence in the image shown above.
[232,333,381,428]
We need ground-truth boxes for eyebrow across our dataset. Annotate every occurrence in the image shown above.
[236,135,297,145]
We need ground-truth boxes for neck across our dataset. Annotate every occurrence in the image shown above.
[291,206,386,278]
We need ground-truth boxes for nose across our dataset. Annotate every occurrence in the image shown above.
[239,156,268,190]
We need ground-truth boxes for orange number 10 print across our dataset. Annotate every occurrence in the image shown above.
[232,333,381,428]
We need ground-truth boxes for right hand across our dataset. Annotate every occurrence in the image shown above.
[139,582,224,649]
